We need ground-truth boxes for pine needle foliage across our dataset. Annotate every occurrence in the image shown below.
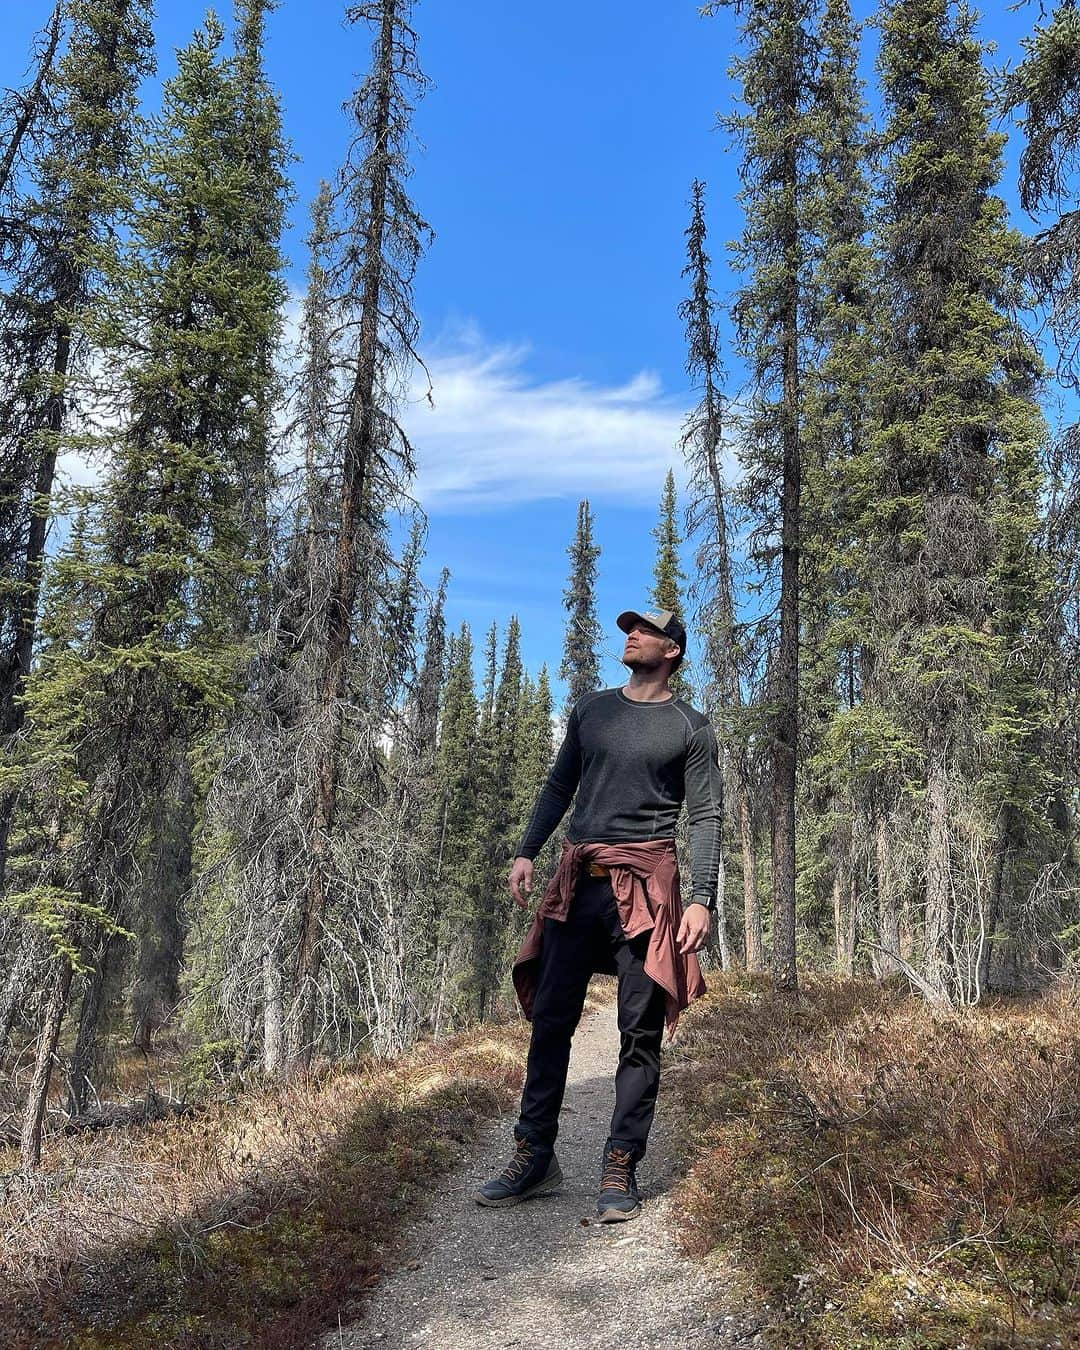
[559,499,602,717]
[869,0,1059,1001]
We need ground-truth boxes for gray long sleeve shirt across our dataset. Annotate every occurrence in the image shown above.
[516,686,724,910]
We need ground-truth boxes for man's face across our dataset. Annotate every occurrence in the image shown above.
[621,618,680,673]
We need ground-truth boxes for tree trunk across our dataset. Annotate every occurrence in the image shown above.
[292,0,398,1070]
[769,9,802,996]
[831,859,852,978]
[67,932,116,1116]
[20,953,72,1170]
[132,755,192,1051]
[924,727,951,1002]
[738,785,763,970]
[873,808,901,976]
[833,807,857,977]
[0,927,35,1069]
[263,940,284,1075]
[978,802,1014,997]
[713,850,735,970]
[263,841,286,1077]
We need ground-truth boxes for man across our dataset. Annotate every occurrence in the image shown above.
[473,607,723,1223]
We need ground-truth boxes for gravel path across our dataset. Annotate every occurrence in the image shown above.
[324,992,771,1350]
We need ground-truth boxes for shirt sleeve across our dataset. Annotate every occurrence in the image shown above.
[684,720,724,910]
[516,702,583,859]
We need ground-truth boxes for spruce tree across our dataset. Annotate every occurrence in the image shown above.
[1004,1,1080,969]
[292,0,431,1067]
[502,663,555,974]
[559,499,602,715]
[871,0,1052,1001]
[13,11,288,1147]
[190,180,331,1077]
[470,618,523,1019]
[680,178,752,969]
[710,0,818,992]
[0,0,154,889]
[799,0,878,976]
[433,622,480,1031]
[651,468,693,701]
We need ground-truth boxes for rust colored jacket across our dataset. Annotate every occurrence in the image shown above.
[511,837,707,1040]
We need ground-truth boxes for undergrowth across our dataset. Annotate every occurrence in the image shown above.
[0,980,615,1348]
[664,972,1079,1349]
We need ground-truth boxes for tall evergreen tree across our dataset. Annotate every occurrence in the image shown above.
[191,180,332,1079]
[870,0,1054,1002]
[0,0,154,890]
[470,618,523,1019]
[710,0,819,992]
[432,621,480,1032]
[292,0,431,1067]
[503,663,555,972]
[651,468,693,701]
[798,0,878,977]
[1004,2,1080,962]
[230,0,291,628]
[680,178,752,970]
[13,11,288,1154]
[559,499,602,715]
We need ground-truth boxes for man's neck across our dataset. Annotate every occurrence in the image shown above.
[622,670,674,703]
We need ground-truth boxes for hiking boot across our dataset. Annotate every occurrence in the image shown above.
[595,1137,641,1222]
[473,1130,563,1207]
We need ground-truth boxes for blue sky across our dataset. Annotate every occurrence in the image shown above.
[1,0,1052,705]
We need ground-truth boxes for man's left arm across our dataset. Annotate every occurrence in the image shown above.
[678,721,724,952]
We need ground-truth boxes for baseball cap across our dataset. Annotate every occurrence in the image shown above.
[616,608,687,669]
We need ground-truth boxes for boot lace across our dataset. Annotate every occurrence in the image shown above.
[600,1146,634,1192]
[500,1136,533,1183]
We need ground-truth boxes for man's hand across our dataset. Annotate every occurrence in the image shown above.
[677,902,711,955]
[508,856,534,909]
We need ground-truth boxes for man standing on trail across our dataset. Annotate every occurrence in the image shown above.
[473,607,722,1223]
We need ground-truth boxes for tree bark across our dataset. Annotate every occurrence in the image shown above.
[0,927,35,1069]
[924,727,951,1002]
[768,5,802,995]
[738,786,763,970]
[20,953,72,1170]
[873,808,902,976]
[67,932,116,1116]
[132,755,192,1051]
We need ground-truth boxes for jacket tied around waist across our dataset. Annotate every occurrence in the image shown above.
[510,837,707,1040]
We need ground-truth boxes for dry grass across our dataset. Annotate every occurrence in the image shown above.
[0,976,617,1348]
[663,972,1080,1349]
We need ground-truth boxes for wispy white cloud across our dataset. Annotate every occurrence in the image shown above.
[404,326,711,512]
[54,314,746,518]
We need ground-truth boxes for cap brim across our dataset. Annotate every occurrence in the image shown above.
[616,610,647,634]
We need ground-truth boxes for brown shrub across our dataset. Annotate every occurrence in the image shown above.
[664,973,1079,1349]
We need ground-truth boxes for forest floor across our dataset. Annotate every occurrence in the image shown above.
[1,971,1077,1348]
[324,991,769,1350]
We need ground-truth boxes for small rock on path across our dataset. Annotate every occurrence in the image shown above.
[324,992,771,1350]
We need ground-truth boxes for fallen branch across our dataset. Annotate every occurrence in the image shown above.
[861,941,954,1007]
[63,1089,194,1134]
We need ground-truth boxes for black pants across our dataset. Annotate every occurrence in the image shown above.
[515,870,668,1162]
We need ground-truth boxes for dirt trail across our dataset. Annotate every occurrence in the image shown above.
[324,994,770,1349]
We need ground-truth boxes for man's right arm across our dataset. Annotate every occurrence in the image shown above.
[516,703,583,860]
